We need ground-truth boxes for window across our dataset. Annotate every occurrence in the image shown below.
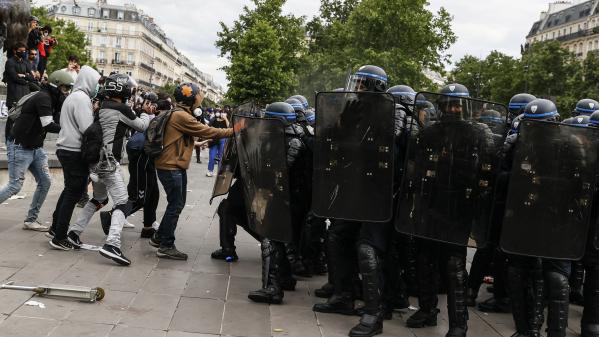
[115,36,122,48]
[564,29,566,35]
[595,40,598,50]
[552,32,555,39]
[570,27,573,34]
[100,22,107,32]
[88,8,96,16]
[127,52,134,64]
[61,5,66,12]
[116,24,122,34]
[117,11,124,20]
[87,21,93,31]
[115,52,121,63]
[72,6,81,15]
[590,41,594,50]
[102,9,109,18]
[129,25,136,35]
[99,50,105,60]
[101,35,108,46]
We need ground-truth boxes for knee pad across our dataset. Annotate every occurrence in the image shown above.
[114,202,132,217]
[447,255,466,274]
[358,243,378,273]
[261,239,275,259]
[91,198,109,211]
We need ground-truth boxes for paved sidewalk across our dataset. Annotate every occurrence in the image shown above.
[0,152,585,337]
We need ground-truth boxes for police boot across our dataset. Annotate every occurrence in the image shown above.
[582,264,599,337]
[446,256,468,337]
[313,293,355,315]
[212,199,238,262]
[248,239,283,304]
[570,261,585,306]
[545,270,569,337]
[465,288,477,307]
[315,282,334,298]
[527,263,545,337]
[349,244,384,337]
[406,249,439,328]
[507,264,532,336]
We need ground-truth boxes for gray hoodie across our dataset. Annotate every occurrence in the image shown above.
[56,65,101,152]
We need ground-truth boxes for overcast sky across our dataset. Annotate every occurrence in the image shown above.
[34,0,563,88]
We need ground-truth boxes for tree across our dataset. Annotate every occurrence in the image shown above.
[298,0,456,99]
[31,7,93,74]
[216,0,306,104]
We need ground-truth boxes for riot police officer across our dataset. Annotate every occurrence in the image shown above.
[502,99,571,337]
[248,101,308,304]
[582,110,599,337]
[573,99,599,117]
[405,83,494,337]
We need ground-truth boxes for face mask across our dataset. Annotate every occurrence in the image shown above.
[193,108,202,117]
[17,51,27,59]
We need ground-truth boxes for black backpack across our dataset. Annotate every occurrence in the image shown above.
[144,109,174,158]
[81,112,104,164]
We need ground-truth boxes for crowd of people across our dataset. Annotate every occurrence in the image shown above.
[1,42,599,337]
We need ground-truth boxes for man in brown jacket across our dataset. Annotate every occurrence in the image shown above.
[151,82,233,260]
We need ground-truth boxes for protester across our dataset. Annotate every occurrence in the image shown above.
[206,109,229,176]
[150,83,233,260]
[0,70,73,231]
[48,65,100,250]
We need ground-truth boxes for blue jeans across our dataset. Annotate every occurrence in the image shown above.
[0,140,51,222]
[157,169,187,248]
[208,138,226,172]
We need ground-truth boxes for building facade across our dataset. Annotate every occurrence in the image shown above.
[526,0,599,59]
[48,0,223,102]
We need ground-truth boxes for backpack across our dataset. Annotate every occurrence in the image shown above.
[144,109,174,159]
[7,92,38,124]
[81,112,104,164]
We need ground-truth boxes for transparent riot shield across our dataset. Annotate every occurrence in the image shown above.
[395,92,503,247]
[209,138,238,204]
[500,120,599,260]
[233,115,292,243]
[311,91,396,222]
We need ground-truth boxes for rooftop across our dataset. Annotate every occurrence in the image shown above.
[528,0,598,37]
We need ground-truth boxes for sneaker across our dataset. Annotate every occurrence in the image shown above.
[49,238,74,251]
[100,211,112,235]
[123,219,135,229]
[140,227,156,238]
[45,227,56,239]
[76,196,89,208]
[99,244,131,266]
[156,246,188,260]
[149,233,161,248]
[67,231,82,249]
[23,220,49,232]
[206,171,214,177]
[211,248,239,262]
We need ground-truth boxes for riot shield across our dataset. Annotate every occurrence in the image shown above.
[500,120,599,260]
[396,92,502,247]
[311,91,396,222]
[233,115,292,243]
[209,138,238,204]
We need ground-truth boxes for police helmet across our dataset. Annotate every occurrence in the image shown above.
[289,95,309,109]
[265,102,297,122]
[523,99,560,121]
[563,115,590,127]
[574,98,599,116]
[143,91,159,103]
[508,93,536,117]
[346,65,388,92]
[589,110,599,128]
[387,85,416,105]
[285,98,305,113]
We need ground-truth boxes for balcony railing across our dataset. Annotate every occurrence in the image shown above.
[96,58,107,64]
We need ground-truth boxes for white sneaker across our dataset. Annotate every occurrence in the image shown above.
[206,171,214,177]
[23,220,50,232]
[123,220,135,228]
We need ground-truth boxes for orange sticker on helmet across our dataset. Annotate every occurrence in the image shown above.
[181,85,193,97]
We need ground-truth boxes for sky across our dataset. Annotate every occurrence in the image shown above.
[34,0,566,88]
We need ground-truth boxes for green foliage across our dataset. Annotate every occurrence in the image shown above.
[216,0,306,105]
[297,0,456,102]
[31,7,93,74]
[450,41,593,118]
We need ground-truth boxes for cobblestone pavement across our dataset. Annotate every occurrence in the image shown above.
[0,151,584,337]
